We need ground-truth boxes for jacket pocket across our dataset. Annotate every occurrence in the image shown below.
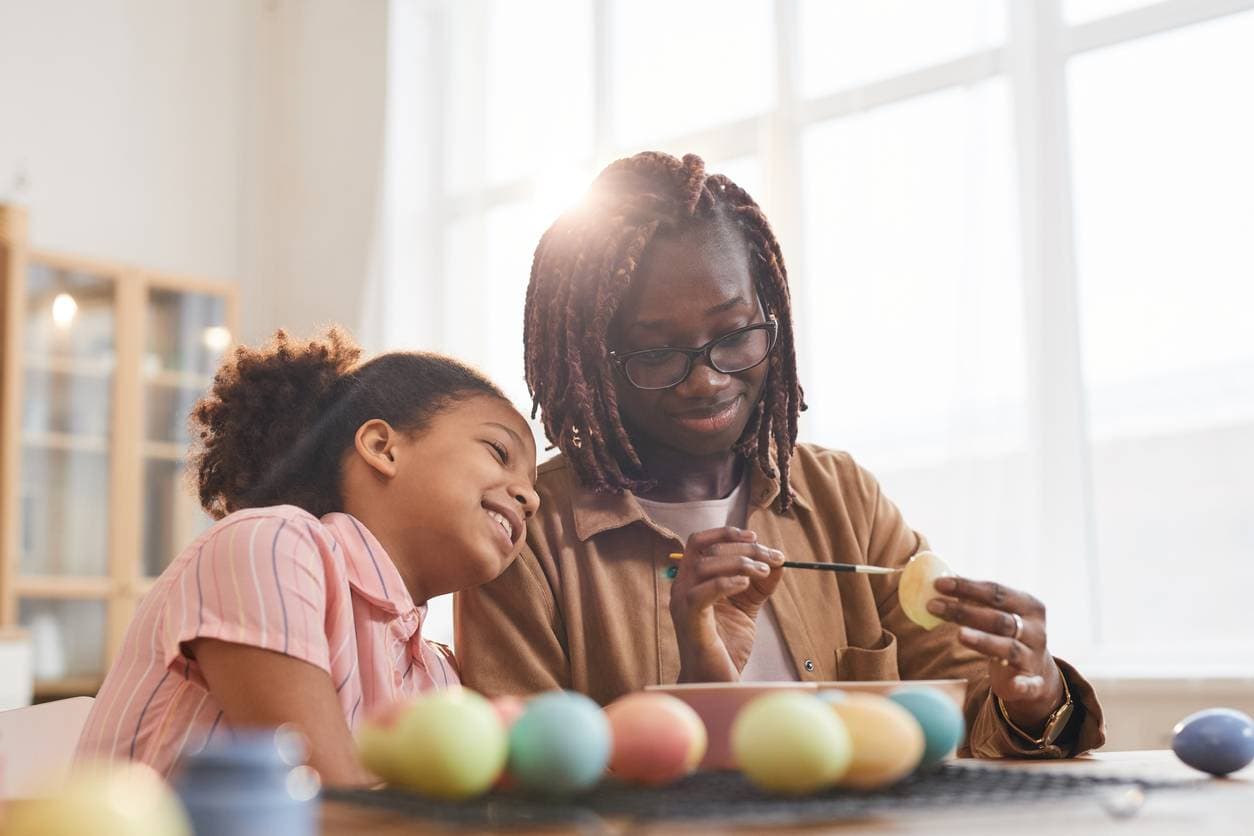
[835,629,900,681]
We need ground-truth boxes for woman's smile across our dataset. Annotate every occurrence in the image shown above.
[667,394,745,435]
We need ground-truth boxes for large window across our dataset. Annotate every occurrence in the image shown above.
[380,0,1254,670]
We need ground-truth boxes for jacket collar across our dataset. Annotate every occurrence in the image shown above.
[569,451,811,543]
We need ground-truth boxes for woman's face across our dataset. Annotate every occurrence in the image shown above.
[608,221,769,459]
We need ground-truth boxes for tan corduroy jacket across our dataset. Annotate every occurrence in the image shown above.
[455,444,1105,758]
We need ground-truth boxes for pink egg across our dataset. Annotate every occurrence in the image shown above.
[606,692,708,786]
[491,695,527,729]
[489,695,527,790]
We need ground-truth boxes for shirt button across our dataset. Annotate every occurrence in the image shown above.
[804,659,815,672]
[394,672,403,686]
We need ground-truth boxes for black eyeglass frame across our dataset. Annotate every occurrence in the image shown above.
[608,315,779,391]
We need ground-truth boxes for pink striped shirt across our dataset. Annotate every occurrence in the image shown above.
[76,505,457,776]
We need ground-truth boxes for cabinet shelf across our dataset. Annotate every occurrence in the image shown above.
[24,355,115,378]
[34,676,102,700]
[144,368,214,389]
[144,440,189,461]
[14,576,112,598]
[21,431,108,454]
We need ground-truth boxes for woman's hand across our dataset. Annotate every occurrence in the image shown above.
[669,526,785,683]
[927,576,1067,736]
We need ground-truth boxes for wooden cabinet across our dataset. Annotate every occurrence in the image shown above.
[0,204,237,698]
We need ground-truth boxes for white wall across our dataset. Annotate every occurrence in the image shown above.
[247,0,390,344]
[0,0,250,285]
[0,0,391,344]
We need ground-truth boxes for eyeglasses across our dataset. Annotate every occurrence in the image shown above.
[609,316,779,391]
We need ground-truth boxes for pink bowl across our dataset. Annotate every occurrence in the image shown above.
[646,679,968,770]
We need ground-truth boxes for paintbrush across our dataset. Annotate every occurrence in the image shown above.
[667,553,900,575]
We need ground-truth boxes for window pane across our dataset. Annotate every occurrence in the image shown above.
[19,598,107,680]
[446,1,594,193]
[799,0,1004,97]
[610,0,774,146]
[1069,12,1254,651]
[486,0,594,186]
[801,79,1029,585]
[1064,0,1157,25]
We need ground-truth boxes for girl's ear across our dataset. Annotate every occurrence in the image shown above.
[353,419,399,479]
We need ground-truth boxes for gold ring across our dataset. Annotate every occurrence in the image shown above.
[1010,613,1024,641]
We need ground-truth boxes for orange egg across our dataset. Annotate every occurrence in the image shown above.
[828,693,926,789]
[606,692,708,785]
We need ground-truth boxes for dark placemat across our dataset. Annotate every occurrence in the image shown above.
[326,762,1198,829]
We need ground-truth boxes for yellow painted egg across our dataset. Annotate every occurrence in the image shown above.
[828,693,926,789]
[605,692,708,786]
[898,550,955,630]
[356,697,415,783]
[731,692,852,795]
[357,688,507,800]
[4,761,192,836]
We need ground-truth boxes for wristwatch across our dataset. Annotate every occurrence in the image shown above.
[996,671,1075,748]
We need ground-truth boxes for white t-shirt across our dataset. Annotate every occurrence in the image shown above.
[636,481,799,682]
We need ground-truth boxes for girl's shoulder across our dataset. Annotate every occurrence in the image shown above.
[171,505,338,571]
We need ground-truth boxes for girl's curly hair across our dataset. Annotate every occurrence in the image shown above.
[188,327,504,519]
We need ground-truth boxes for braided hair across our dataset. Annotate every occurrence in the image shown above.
[523,152,805,511]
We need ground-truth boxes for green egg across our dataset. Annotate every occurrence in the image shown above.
[508,690,611,795]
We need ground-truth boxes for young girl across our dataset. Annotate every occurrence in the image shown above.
[76,328,539,785]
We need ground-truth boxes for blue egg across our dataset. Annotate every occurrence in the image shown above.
[1172,708,1254,776]
[888,687,966,769]
[508,690,611,795]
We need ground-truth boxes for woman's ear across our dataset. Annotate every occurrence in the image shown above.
[353,419,399,479]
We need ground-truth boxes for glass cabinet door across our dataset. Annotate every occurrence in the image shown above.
[17,262,116,685]
[142,289,229,577]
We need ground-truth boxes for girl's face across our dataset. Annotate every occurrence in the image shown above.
[608,221,769,459]
[386,394,539,598]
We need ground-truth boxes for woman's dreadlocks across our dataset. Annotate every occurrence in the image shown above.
[523,152,805,511]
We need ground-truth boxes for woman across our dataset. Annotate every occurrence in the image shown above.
[455,152,1104,757]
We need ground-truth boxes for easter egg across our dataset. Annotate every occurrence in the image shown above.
[888,687,966,768]
[1171,708,1254,776]
[899,550,954,630]
[5,761,193,836]
[356,698,415,783]
[731,692,852,795]
[508,690,612,795]
[488,695,527,790]
[362,688,506,799]
[828,693,926,789]
[605,692,708,785]
[491,695,527,729]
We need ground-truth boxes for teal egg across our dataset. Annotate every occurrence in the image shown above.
[507,691,611,795]
[888,687,965,768]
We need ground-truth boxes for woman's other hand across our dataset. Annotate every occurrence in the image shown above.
[927,576,1067,736]
[669,526,785,683]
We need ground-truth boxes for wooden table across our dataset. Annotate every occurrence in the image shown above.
[321,750,1253,835]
